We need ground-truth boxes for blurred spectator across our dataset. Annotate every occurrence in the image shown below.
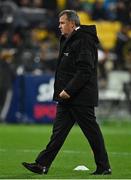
[32,0,43,8]
[0,56,15,114]
[104,0,117,9]
[123,80,131,113]
[91,0,108,21]
[66,0,83,11]
[39,33,58,73]
[43,0,57,11]
[98,46,108,88]
[123,38,131,70]
[12,26,41,73]
[15,0,31,7]
[115,0,131,25]
[78,0,94,15]
[98,48,107,77]
[114,24,130,70]
[0,31,9,48]
[103,0,117,20]
[45,10,59,36]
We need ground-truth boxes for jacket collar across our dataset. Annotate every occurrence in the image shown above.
[59,30,78,59]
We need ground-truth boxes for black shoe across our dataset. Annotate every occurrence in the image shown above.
[91,168,112,175]
[22,162,48,174]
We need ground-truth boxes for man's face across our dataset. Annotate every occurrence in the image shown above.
[59,14,75,37]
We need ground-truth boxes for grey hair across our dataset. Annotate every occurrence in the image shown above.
[59,10,80,26]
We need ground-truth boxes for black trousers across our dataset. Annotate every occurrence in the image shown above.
[35,104,110,170]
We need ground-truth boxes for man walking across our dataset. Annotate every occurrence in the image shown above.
[22,10,111,175]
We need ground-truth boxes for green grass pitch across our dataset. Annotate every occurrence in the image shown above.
[0,121,131,179]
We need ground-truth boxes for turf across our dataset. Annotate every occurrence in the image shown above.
[0,121,131,179]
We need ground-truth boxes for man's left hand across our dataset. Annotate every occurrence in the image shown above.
[59,90,70,99]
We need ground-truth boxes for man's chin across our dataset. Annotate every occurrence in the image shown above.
[61,32,68,37]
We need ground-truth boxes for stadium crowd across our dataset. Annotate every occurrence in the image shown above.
[0,0,131,115]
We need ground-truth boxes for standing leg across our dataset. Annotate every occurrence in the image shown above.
[70,106,111,170]
[35,104,75,168]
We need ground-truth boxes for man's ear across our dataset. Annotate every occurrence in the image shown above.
[71,21,76,28]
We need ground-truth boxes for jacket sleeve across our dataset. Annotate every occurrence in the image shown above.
[64,38,96,96]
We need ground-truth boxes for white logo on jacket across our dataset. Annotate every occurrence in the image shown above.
[64,52,69,56]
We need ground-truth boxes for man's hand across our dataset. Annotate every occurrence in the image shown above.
[59,90,70,99]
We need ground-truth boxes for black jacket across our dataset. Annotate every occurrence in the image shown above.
[53,25,99,106]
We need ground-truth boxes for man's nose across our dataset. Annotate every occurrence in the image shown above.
[59,24,61,29]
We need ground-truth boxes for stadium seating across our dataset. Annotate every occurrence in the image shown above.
[99,70,131,100]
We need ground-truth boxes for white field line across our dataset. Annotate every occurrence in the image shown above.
[0,148,131,156]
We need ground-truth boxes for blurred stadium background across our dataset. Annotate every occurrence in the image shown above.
[0,0,131,123]
[0,0,131,178]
